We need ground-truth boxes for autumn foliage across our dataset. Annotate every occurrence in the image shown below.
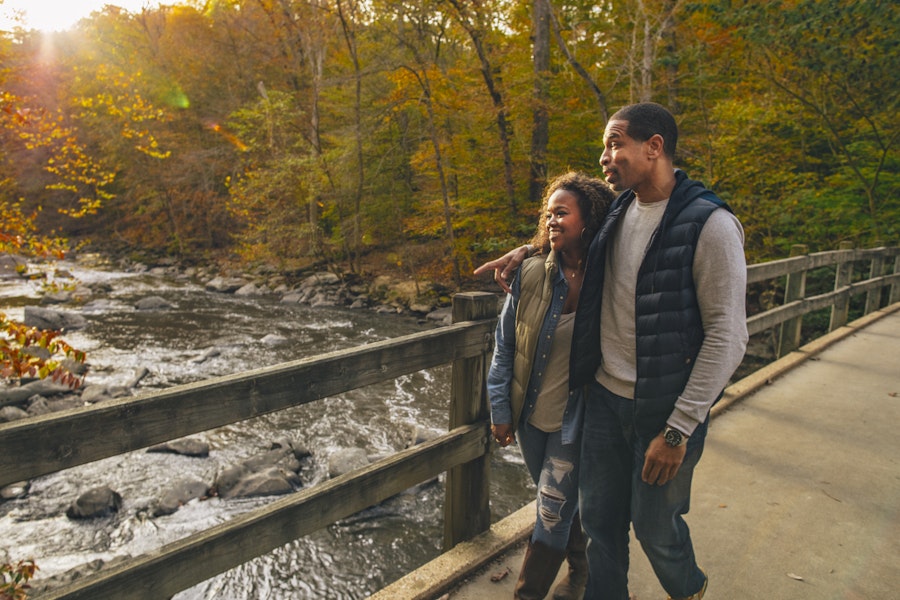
[0,0,896,278]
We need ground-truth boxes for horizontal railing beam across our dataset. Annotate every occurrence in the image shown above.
[0,320,495,487]
[747,273,900,335]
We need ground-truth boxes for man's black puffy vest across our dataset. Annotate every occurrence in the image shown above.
[570,170,731,437]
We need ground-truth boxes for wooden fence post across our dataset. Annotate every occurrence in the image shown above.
[891,253,900,306]
[444,292,496,551]
[829,241,855,331]
[864,242,886,315]
[777,244,808,357]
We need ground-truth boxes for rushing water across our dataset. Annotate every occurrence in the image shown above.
[0,258,534,599]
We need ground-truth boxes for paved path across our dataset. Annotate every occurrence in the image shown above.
[373,305,900,600]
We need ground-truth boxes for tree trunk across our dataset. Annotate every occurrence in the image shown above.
[530,0,550,205]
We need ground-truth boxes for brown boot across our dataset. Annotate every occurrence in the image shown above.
[552,514,588,600]
[514,539,566,600]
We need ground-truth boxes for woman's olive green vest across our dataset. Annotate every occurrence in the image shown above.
[508,253,558,432]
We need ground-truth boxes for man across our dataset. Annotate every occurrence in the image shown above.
[475,102,748,599]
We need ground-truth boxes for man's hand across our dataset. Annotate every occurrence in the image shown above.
[641,434,686,486]
[491,423,515,447]
[473,245,531,293]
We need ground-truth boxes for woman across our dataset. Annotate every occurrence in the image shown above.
[487,171,614,600]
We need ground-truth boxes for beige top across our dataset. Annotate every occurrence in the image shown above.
[528,311,576,432]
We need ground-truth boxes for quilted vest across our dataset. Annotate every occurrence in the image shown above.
[509,254,556,431]
[571,170,731,437]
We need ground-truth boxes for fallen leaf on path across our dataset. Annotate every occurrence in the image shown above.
[787,573,805,581]
[491,567,510,582]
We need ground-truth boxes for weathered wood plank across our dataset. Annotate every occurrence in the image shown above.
[444,293,495,550]
[0,320,495,487]
[776,244,808,357]
[41,423,489,600]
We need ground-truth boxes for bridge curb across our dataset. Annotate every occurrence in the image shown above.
[368,302,900,600]
[369,502,535,600]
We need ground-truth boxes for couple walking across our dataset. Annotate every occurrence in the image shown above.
[481,102,749,600]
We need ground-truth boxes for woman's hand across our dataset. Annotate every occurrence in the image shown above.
[474,245,532,294]
[491,423,515,447]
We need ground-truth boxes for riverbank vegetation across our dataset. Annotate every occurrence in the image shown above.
[1,0,897,286]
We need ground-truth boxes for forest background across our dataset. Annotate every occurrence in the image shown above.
[1,0,898,290]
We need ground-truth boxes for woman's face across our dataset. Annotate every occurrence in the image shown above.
[546,189,585,254]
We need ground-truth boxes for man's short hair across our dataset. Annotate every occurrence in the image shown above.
[610,102,678,159]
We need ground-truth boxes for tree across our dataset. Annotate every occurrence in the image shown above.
[721,0,900,245]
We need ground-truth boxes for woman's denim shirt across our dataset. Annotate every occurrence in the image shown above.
[486,255,584,446]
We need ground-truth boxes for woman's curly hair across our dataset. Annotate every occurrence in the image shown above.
[531,171,616,255]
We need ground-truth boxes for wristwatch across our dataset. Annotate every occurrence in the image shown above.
[663,426,688,447]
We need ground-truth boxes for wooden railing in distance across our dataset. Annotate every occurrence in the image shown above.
[744,245,900,357]
[0,292,498,600]
[1,245,898,599]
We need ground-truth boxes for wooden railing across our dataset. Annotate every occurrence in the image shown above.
[744,244,900,356]
[0,292,499,600]
[1,244,898,599]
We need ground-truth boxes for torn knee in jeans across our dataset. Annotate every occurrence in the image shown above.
[538,484,567,531]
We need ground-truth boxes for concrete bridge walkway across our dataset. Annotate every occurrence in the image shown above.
[373,304,900,600]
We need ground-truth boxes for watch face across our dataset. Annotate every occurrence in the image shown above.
[664,428,683,447]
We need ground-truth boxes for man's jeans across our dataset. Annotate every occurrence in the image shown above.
[517,420,581,550]
[580,381,708,599]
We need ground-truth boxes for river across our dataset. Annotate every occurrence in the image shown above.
[0,258,534,599]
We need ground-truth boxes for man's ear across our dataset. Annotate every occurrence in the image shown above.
[646,133,664,159]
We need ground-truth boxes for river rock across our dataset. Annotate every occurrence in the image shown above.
[261,333,288,346]
[425,307,453,326]
[220,466,301,499]
[0,253,27,279]
[234,283,262,296]
[40,290,73,305]
[153,478,210,516]
[27,556,131,598]
[23,306,88,331]
[205,276,248,293]
[0,481,30,500]
[24,393,83,415]
[0,378,73,406]
[192,348,221,363]
[134,296,174,310]
[147,438,210,457]
[80,384,132,404]
[212,439,309,499]
[124,367,150,388]
[0,405,28,422]
[299,272,341,289]
[328,447,370,478]
[66,485,123,519]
